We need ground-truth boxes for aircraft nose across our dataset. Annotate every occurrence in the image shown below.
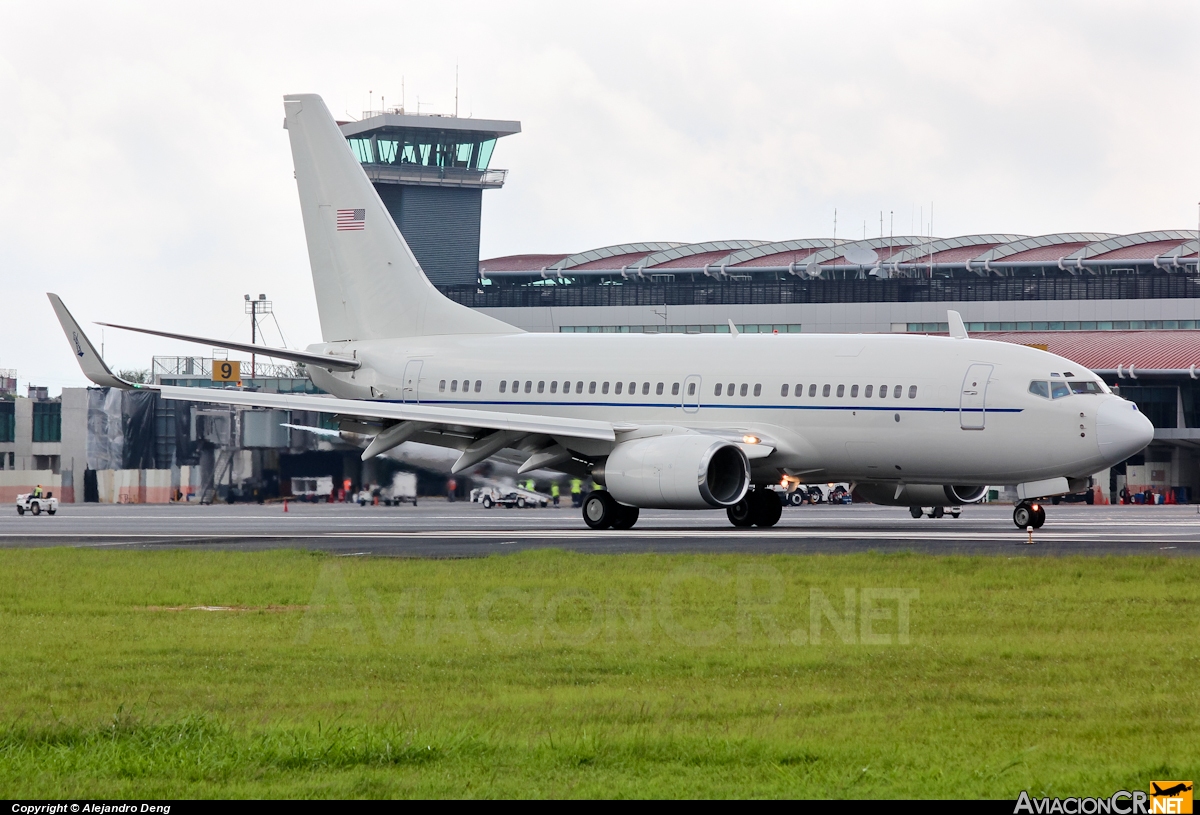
[1096,398,1155,465]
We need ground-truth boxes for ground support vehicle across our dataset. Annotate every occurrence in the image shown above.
[16,492,58,516]
[472,485,549,509]
[909,506,963,519]
[380,472,418,506]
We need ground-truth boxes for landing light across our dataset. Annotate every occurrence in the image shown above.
[742,435,759,445]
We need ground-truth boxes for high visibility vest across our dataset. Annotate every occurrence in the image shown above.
[551,484,560,497]
[570,479,582,493]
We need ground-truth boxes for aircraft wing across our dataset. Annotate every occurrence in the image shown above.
[50,294,615,445]
[154,384,616,441]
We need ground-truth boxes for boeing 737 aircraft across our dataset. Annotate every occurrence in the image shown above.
[49,93,1154,531]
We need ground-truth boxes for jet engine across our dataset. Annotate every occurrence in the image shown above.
[593,435,750,509]
[854,483,987,507]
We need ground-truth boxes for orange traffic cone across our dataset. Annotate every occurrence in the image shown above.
[284,499,289,512]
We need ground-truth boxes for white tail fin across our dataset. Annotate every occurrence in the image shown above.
[284,94,518,341]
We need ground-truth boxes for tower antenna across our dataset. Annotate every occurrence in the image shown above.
[455,62,459,117]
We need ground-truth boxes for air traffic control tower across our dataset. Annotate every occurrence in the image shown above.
[338,110,520,286]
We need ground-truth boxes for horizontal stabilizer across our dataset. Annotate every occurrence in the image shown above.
[96,321,360,371]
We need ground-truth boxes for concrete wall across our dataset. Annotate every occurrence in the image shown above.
[0,470,60,503]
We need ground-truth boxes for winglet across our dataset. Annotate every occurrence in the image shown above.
[947,310,968,340]
[46,294,138,389]
[728,319,740,337]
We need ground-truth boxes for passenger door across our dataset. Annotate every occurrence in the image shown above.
[683,375,702,413]
[960,364,993,430]
[401,360,423,404]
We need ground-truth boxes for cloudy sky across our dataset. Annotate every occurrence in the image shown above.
[2,0,1198,391]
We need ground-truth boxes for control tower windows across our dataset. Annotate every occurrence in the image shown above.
[355,135,498,171]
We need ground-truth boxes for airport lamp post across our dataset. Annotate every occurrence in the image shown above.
[244,294,272,380]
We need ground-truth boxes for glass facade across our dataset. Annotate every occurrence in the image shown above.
[0,401,13,443]
[560,324,802,334]
[348,132,497,171]
[31,401,60,443]
[908,321,1200,333]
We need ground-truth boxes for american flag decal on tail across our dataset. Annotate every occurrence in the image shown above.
[336,208,365,231]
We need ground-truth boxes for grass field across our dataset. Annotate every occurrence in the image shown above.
[0,548,1196,798]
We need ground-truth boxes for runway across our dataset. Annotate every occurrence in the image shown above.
[1,500,1197,556]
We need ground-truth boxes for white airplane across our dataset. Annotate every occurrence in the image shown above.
[49,93,1153,531]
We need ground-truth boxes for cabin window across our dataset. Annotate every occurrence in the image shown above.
[575,382,583,394]
[642,382,650,395]
[499,381,507,393]
[1028,381,1049,398]
[1051,381,1071,399]
[687,382,696,396]
[615,382,623,395]
[537,381,545,393]
[795,384,802,397]
[808,384,817,397]
[894,386,902,399]
[524,381,532,393]
[656,383,664,395]
[715,383,723,396]
[850,384,859,397]
[439,380,446,392]
[908,385,917,398]
[511,380,520,393]
[1069,381,1103,394]
[550,381,558,394]
[822,384,831,397]
[864,384,873,397]
[448,380,456,393]
[628,381,635,394]
[671,382,679,396]
[739,384,748,397]
[602,382,610,394]
[836,384,845,397]
[727,382,734,396]
[589,381,597,394]
[879,385,888,398]
[781,384,789,397]
[753,384,761,396]
[475,381,482,392]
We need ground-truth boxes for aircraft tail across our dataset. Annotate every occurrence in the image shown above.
[283,94,518,342]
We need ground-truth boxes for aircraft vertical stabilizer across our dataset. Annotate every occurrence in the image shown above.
[283,93,518,341]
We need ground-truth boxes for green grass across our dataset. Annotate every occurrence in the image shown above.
[0,548,1196,798]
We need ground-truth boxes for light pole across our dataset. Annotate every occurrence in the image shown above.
[244,294,272,380]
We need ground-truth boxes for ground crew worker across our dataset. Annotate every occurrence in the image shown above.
[570,478,583,507]
[525,478,535,493]
[551,482,560,507]
[33,484,42,498]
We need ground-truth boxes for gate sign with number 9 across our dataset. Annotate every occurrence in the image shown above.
[211,360,241,382]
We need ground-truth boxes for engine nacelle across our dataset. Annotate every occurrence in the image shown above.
[595,435,750,509]
[854,483,987,507]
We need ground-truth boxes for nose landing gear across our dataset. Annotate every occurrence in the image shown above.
[1012,501,1046,529]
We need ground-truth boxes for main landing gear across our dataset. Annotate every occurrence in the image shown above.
[581,490,640,530]
[727,488,782,528]
[1012,501,1046,529]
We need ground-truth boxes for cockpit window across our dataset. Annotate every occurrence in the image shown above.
[1069,380,1103,394]
[1028,381,1050,398]
[1050,381,1071,399]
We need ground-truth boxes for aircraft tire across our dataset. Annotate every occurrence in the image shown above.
[1013,503,1034,529]
[909,506,923,519]
[582,490,616,530]
[1032,505,1046,529]
[726,495,755,527]
[753,489,782,528]
[610,503,640,530]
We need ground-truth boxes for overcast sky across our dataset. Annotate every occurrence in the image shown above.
[2,0,1198,392]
